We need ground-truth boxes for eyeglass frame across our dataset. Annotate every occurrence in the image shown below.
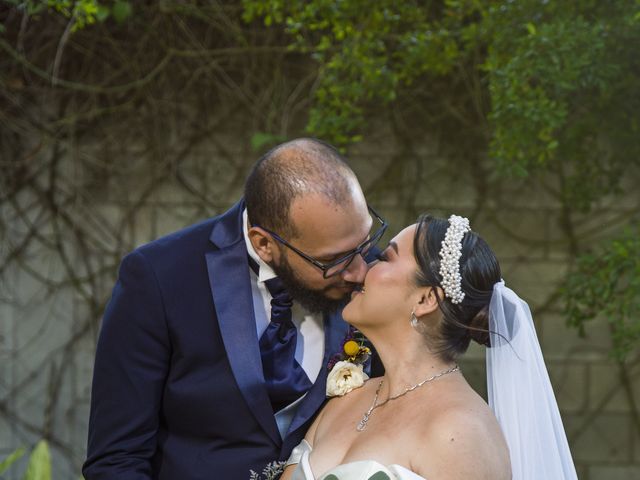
[253,205,388,278]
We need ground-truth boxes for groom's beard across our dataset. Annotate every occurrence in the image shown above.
[271,256,350,315]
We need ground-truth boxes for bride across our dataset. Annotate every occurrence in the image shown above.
[280,214,578,480]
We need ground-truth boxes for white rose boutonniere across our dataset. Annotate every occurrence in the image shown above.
[326,360,369,397]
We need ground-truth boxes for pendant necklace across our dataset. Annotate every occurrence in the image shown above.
[356,364,460,432]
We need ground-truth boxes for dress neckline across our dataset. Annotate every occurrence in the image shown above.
[318,460,426,479]
[292,439,427,479]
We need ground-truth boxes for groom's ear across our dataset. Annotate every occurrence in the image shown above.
[248,227,277,263]
[413,287,443,318]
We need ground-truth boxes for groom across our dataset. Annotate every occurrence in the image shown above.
[83,138,386,479]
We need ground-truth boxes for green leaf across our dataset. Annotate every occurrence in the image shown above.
[0,447,25,474]
[23,441,51,480]
[526,22,537,35]
[563,226,640,361]
[112,1,133,24]
[250,132,287,152]
[96,5,110,22]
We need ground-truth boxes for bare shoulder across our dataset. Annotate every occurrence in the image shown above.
[415,396,511,480]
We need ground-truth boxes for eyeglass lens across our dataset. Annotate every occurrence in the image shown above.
[323,222,386,278]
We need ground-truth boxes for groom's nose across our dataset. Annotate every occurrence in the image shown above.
[340,253,368,284]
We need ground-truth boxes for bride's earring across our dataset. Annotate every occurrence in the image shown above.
[410,308,419,328]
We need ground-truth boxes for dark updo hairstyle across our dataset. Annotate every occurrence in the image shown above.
[413,214,501,362]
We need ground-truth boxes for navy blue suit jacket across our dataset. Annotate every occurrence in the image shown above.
[83,200,351,479]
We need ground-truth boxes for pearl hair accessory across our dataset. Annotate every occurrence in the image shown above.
[438,215,471,304]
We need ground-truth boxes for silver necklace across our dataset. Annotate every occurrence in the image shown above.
[356,364,460,432]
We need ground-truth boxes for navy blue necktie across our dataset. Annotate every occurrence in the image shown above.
[249,259,312,413]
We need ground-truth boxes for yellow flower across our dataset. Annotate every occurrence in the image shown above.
[343,340,360,357]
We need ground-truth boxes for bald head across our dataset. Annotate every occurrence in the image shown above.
[244,138,361,238]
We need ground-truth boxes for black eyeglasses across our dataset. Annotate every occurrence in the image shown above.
[255,206,388,278]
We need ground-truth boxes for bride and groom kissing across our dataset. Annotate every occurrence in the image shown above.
[83,138,577,479]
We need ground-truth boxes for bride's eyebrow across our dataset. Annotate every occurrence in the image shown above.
[388,241,399,254]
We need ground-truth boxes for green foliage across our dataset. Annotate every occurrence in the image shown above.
[0,441,52,480]
[4,0,132,30]
[0,446,26,474]
[487,15,609,170]
[110,0,132,24]
[250,133,287,152]
[242,1,640,206]
[48,0,100,29]
[243,0,467,145]
[23,441,52,480]
[485,1,640,209]
[563,227,640,361]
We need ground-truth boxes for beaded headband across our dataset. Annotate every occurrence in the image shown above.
[438,215,471,304]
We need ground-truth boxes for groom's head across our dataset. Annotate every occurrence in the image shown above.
[245,138,380,314]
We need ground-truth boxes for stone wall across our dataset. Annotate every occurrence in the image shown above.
[1,129,638,479]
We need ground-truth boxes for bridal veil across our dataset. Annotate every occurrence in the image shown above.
[487,281,578,479]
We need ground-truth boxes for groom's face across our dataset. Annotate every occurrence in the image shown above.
[269,192,372,314]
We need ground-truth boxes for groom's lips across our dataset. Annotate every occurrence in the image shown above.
[332,282,357,291]
[349,285,365,298]
[336,285,355,293]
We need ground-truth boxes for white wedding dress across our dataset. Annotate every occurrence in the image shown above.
[288,440,426,480]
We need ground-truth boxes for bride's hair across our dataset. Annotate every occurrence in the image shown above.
[413,214,501,362]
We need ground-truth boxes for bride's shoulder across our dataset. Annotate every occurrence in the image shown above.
[424,400,497,443]
[414,398,511,479]
[419,380,500,436]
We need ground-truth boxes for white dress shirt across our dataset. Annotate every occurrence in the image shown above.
[242,210,325,438]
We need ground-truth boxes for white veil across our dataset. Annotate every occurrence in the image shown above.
[487,281,578,480]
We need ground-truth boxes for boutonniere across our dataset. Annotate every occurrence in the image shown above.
[326,327,372,397]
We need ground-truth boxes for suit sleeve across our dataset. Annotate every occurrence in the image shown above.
[83,250,170,480]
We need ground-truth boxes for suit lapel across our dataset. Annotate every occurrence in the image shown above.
[206,201,281,446]
[285,312,350,437]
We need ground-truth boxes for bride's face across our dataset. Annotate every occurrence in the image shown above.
[343,224,419,327]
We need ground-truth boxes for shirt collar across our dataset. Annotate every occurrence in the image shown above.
[243,209,277,283]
